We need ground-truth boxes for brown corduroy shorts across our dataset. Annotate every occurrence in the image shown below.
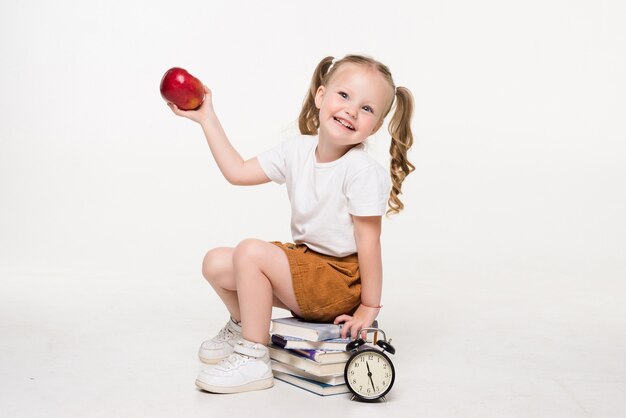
[271,242,361,323]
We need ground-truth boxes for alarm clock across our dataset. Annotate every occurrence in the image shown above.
[344,328,396,402]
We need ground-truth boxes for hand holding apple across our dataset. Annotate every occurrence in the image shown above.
[160,67,205,110]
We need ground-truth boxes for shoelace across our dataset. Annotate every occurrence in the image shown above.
[213,325,236,342]
[219,352,249,370]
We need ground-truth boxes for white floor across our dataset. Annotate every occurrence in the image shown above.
[1,267,624,418]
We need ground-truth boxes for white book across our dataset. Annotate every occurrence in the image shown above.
[271,361,345,386]
[271,317,343,341]
[271,317,379,342]
[269,346,346,376]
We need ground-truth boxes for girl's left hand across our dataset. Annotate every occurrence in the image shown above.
[334,304,380,340]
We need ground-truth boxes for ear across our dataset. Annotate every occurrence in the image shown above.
[314,86,325,110]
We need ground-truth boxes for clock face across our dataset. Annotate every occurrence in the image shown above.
[344,349,395,400]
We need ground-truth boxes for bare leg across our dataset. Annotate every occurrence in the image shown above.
[232,239,302,345]
[202,245,298,326]
[202,247,241,321]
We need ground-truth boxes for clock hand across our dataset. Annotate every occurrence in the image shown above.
[366,361,375,390]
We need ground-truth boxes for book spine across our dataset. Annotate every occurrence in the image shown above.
[271,334,287,348]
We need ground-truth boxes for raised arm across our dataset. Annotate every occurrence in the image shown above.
[334,215,383,339]
[168,86,270,186]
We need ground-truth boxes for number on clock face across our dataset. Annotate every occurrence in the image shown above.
[345,350,395,400]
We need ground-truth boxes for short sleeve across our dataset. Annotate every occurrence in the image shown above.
[345,164,391,216]
[257,141,289,184]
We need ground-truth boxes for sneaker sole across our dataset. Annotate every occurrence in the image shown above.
[195,377,274,394]
[198,355,228,365]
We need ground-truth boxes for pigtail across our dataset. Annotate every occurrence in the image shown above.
[299,54,414,214]
[387,86,415,215]
[298,56,334,135]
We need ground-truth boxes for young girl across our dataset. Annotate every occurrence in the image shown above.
[167,55,414,394]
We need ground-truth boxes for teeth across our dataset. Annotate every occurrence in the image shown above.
[335,117,354,130]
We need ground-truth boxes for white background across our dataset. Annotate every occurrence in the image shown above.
[1,0,624,282]
[1,1,625,417]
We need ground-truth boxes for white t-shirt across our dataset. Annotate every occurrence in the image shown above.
[257,135,391,257]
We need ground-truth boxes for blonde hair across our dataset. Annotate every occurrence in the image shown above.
[298,55,415,215]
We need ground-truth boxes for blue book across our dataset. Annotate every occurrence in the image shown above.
[291,349,350,364]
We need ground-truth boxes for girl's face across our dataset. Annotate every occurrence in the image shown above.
[315,63,393,147]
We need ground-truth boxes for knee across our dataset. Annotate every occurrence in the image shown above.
[202,248,230,282]
[233,238,265,268]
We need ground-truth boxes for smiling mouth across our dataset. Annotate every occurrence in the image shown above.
[334,117,355,131]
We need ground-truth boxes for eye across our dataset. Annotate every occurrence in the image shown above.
[362,105,374,114]
[338,91,348,99]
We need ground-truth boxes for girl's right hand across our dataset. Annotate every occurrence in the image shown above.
[166,85,214,124]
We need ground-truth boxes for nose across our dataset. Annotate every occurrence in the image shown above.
[345,106,357,119]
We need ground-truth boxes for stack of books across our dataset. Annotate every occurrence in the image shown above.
[269,317,352,396]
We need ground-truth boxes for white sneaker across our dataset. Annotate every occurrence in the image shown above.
[195,339,274,394]
[198,318,242,364]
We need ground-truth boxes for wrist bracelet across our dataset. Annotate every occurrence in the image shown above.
[360,302,383,309]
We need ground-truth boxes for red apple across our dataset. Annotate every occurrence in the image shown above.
[160,67,205,110]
